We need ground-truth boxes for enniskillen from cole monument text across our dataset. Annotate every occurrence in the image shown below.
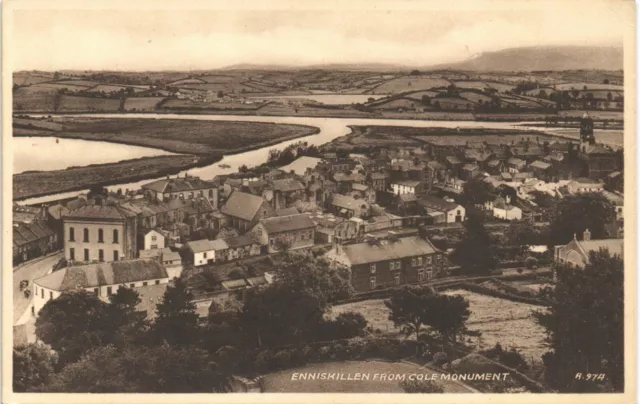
[7,0,631,397]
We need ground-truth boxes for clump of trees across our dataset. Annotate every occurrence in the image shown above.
[266,141,320,167]
[450,210,497,275]
[548,193,615,247]
[535,249,623,392]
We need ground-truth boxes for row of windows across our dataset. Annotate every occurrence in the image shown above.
[369,269,433,289]
[70,248,119,262]
[69,227,119,243]
[369,255,437,273]
[162,189,215,199]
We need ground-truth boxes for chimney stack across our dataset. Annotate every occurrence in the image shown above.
[583,228,591,241]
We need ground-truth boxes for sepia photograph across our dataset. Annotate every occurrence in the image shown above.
[3,0,635,402]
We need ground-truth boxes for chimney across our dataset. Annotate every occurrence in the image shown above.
[583,229,591,241]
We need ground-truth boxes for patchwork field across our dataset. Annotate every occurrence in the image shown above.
[123,97,165,112]
[58,95,121,112]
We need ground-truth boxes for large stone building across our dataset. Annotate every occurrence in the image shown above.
[220,191,276,233]
[577,113,619,180]
[142,175,218,209]
[554,229,623,269]
[252,213,315,254]
[325,235,444,293]
[63,204,138,263]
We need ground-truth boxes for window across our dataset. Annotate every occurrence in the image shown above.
[209,189,214,198]
[94,288,99,295]
[98,249,104,262]
[179,193,184,199]
[417,257,423,266]
[107,286,112,295]
[426,256,432,265]
[418,269,425,281]
[113,251,119,261]
[41,289,44,298]
[369,263,376,274]
[143,282,148,286]
[411,258,416,267]
[150,244,158,249]
[49,291,53,300]
[369,276,376,290]
[203,252,208,258]
[426,271,433,280]
[98,229,104,243]
[394,273,401,286]
[391,260,401,270]
[155,280,160,285]
[69,248,75,261]
[84,249,89,261]
[151,235,157,241]
[83,228,89,242]
[130,283,135,288]
[69,227,75,241]
[113,229,119,243]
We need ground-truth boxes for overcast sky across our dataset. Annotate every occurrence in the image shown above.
[9,0,629,71]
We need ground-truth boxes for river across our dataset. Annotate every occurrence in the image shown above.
[16,113,620,206]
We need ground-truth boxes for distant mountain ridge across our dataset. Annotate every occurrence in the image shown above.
[428,45,623,72]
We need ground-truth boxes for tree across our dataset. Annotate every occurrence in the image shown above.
[410,70,421,76]
[13,343,57,392]
[385,286,476,346]
[152,277,200,346]
[107,286,149,347]
[534,250,623,392]
[240,253,352,347]
[421,95,431,105]
[504,219,539,246]
[47,344,230,393]
[548,193,615,247]
[385,285,434,341]
[460,178,494,208]
[450,210,497,275]
[35,291,112,366]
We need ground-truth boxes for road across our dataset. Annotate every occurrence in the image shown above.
[13,252,63,324]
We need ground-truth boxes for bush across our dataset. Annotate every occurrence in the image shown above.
[433,352,449,366]
[516,268,524,274]
[254,350,274,373]
[273,350,291,369]
[227,268,246,280]
[400,379,444,393]
[333,312,368,338]
[525,257,538,269]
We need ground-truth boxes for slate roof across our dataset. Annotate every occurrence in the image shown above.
[370,172,389,180]
[275,207,300,216]
[47,204,70,220]
[530,160,551,170]
[142,176,216,193]
[462,164,479,171]
[351,183,370,192]
[220,191,267,222]
[34,259,168,291]
[224,234,259,248]
[331,194,370,210]
[417,195,460,212]
[338,236,438,265]
[64,204,135,220]
[393,180,421,187]
[507,157,525,166]
[445,155,462,165]
[578,239,623,258]
[185,238,229,253]
[260,214,315,234]
[271,178,305,192]
[583,144,614,155]
[13,221,55,247]
[487,159,501,167]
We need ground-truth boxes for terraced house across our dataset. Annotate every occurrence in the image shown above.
[142,174,218,209]
[324,235,444,293]
[252,213,315,253]
[63,203,138,263]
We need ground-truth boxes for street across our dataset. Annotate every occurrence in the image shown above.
[13,252,62,325]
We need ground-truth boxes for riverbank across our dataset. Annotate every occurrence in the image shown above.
[14,108,611,123]
[13,154,222,201]
[13,117,319,155]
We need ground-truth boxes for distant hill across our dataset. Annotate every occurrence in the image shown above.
[220,62,405,71]
[428,45,623,72]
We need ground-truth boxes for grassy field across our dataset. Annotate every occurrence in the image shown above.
[332,290,548,365]
[262,360,472,393]
[58,95,121,112]
[369,77,451,95]
[123,97,165,112]
[13,154,220,200]
[14,117,319,155]
[442,289,548,363]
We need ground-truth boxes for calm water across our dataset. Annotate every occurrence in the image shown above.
[16,113,622,205]
[13,137,176,174]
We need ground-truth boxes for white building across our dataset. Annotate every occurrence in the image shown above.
[391,180,421,195]
[493,203,523,221]
[143,229,166,250]
[184,238,229,266]
[32,259,170,315]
